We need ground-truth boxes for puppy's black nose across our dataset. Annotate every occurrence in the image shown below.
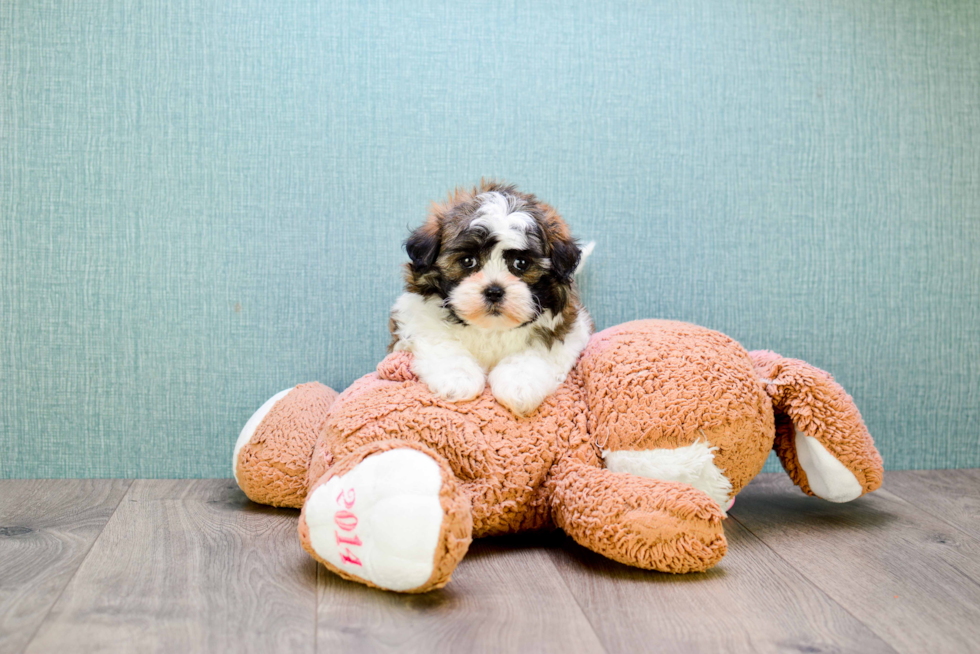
[483,284,505,304]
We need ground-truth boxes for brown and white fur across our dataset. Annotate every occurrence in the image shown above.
[389,181,592,416]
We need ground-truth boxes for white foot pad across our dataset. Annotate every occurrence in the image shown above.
[305,449,444,592]
[794,429,863,503]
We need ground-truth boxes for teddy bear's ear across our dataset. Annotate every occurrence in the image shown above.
[405,218,441,273]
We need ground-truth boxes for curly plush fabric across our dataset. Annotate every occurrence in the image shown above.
[311,355,590,537]
[235,319,884,592]
[580,321,774,496]
[235,382,337,508]
[547,447,728,572]
[749,350,883,497]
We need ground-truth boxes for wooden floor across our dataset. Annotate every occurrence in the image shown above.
[2,471,979,654]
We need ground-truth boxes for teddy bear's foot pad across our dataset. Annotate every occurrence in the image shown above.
[304,448,445,592]
[794,429,863,502]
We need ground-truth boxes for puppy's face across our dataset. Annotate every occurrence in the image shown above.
[404,182,582,331]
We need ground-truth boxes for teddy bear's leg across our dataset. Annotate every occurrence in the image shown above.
[749,350,884,502]
[233,382,339,508]
[548,448,727,573]
[299,439,473,593]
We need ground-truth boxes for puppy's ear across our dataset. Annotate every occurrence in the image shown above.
[550,237,582,283]
[405,219,441,273]
[536,201,581,284]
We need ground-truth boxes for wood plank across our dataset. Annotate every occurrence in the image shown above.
[731,473,980,654]
[317,533,607,654]
[0,479,131,654]
[548,518,894,654]
[24,480,317,654]
[884,469,980,541]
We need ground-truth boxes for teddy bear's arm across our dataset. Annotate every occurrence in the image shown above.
[547,447,727,573]
[750,350,884,502]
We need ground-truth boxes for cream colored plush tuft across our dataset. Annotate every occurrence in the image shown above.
[603,441,734,512]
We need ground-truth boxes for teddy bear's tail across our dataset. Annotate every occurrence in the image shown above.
[233,382,339,508]
[749,351,884,502]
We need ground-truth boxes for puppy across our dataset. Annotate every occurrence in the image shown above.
[389,180,592,416]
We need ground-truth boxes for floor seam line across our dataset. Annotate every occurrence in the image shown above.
[17,478,136,654]
[729,512,901,654]
[314,562,320,654]
[543,542,613,654]
[882,477,980,547]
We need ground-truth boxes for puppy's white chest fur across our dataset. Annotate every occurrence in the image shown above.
[392,293,542,369]
[391,292,592,415]
[442,322,538,371]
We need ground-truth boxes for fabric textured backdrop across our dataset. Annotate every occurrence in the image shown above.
[2,1,978,478]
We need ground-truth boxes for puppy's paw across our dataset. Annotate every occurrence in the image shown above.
[414,357,486,402]
[489,359,558,416]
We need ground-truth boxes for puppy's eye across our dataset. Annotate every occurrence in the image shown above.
[512,257,529,272]
[461,256,478,269]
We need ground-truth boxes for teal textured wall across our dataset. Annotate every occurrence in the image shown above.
[2,1,978,478]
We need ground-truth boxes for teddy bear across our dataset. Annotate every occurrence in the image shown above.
[233,319,883,593]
